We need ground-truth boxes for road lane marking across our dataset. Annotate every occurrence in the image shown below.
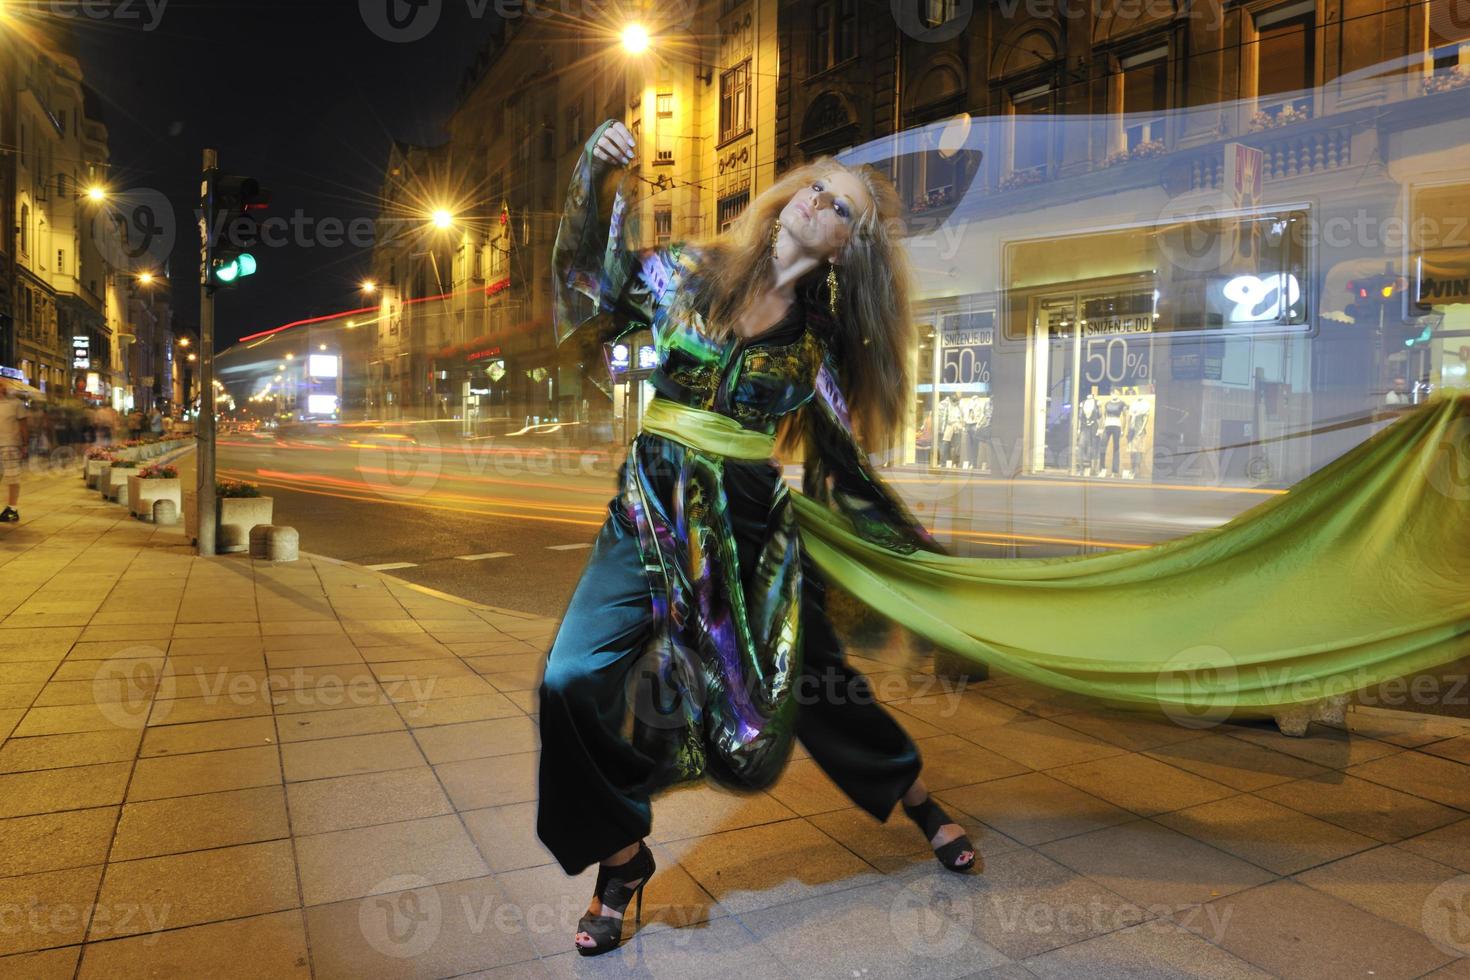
[365,562,418,570]
[546,543,593,551]
[454,552,513,561]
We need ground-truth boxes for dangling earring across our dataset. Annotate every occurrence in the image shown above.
[826,262,840,319]
[770,218,781,258]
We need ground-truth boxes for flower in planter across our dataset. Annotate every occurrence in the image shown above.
[216,478,262,498]
[86,447,116,461]
[109,460,139,470]
[139,464,179,480]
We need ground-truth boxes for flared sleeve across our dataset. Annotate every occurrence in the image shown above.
[552,119,678,351]
[801,342,948,557]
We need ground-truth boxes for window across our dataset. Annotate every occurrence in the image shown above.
[58,249,65,273]
[1121,48,1167,149]
[1255,2,1314,117]
[812,3,831,72]
[19,204,28,255]
[1011,85,1052,172]
[718,188,750,231]
[923,0,956,29]
[1430,0,1470,70]
[566,103,583,151]
[655,206,672,245]
[541,126,555,162]
[811,0,856,72]
[720,60,751,143]
[655,93,674,163]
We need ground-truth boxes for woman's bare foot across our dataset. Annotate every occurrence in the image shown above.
[903,778,974,866]
[574,841,645,950]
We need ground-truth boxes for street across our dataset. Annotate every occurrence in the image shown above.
[205,426,1285,617]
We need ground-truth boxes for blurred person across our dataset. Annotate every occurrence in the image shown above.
[0,386,28,522]
[1385,376,1412,407]
[541,120,974,957]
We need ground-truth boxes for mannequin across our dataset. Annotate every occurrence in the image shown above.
[967,396,993,473]
[959,394,987,470]
[1077,393,1100,476]
[939,393,963,468]
[1125,398,1151,479]
[1100,392,1126,477]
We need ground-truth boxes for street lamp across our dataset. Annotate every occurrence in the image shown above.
[87,185,108,202]
[361,280,377,294]
[431,208,454,230]
[621,24,650,54]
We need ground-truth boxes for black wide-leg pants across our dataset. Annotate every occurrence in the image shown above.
[536,493,924,876]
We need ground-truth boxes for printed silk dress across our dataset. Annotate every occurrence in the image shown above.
[536,120,946,875]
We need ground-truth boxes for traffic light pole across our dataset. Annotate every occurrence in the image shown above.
[197,147,218,557]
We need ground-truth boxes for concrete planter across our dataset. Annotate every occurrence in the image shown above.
[128,476,182,521]
[101,465,136,502]
[181,490,274,552]
[85,458,110,488]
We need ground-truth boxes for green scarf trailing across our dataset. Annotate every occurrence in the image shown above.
[646,393,1470,721]
[792,393,1470,720]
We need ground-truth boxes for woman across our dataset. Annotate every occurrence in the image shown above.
[540,119,977,957]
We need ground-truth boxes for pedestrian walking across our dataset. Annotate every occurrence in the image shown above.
[0,386,29,522]
[540,119,974,957]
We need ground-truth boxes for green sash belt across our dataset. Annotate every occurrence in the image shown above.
[640,397,777,460]
[641,393,1470,719]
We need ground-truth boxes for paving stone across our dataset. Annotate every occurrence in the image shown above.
[127,745,282,801]
[1172,878,1455,980]
[0,807,118,878]
[936,772,1135,846]
[75,909,311,979]
[1255,772,1464,843]
[280,730,426,782]
[89,840,299,940]
[1047,752,1237,816]
[286,766,454,835]
[1035,819,1277,909]
[0,865,103,955]
[109,785,289,860]
[0,762,131,818]
[434,750,538,810]
[1153,792,1379,875]
[294,813,489,906]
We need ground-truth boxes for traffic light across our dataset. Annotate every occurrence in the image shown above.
[202,169,269,293]
[1346,274,1434,347]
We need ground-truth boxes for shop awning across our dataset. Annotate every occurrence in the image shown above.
[0,376,46,400]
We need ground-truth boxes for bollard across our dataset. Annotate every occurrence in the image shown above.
[152,499,178,526]
[249,524,274,559]
[266,526,299,562]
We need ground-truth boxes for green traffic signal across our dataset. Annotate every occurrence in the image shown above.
[214,253,257,284]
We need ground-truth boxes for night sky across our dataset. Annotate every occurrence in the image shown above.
[73,0,497,347]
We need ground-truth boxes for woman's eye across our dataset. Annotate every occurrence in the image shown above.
[835,203,849,218]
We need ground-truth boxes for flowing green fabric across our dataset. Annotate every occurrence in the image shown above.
[647,394,1470,720]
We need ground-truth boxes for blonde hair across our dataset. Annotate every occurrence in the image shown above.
[676,158,916,456]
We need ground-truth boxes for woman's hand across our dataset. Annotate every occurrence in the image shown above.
[592,121,637,167]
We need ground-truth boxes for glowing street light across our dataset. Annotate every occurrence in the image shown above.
[431,209,454,230]
[86,186,108,202]
[137,272,155,286]
[621,24,650,54]
[361,280,377,294]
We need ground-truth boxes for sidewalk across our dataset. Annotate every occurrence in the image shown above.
[0,464,1467,979]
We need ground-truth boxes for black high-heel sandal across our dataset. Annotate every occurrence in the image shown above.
[575,841,656,956]
[904,795,977,872]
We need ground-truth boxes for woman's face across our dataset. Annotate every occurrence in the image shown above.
[779,169,873,262]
